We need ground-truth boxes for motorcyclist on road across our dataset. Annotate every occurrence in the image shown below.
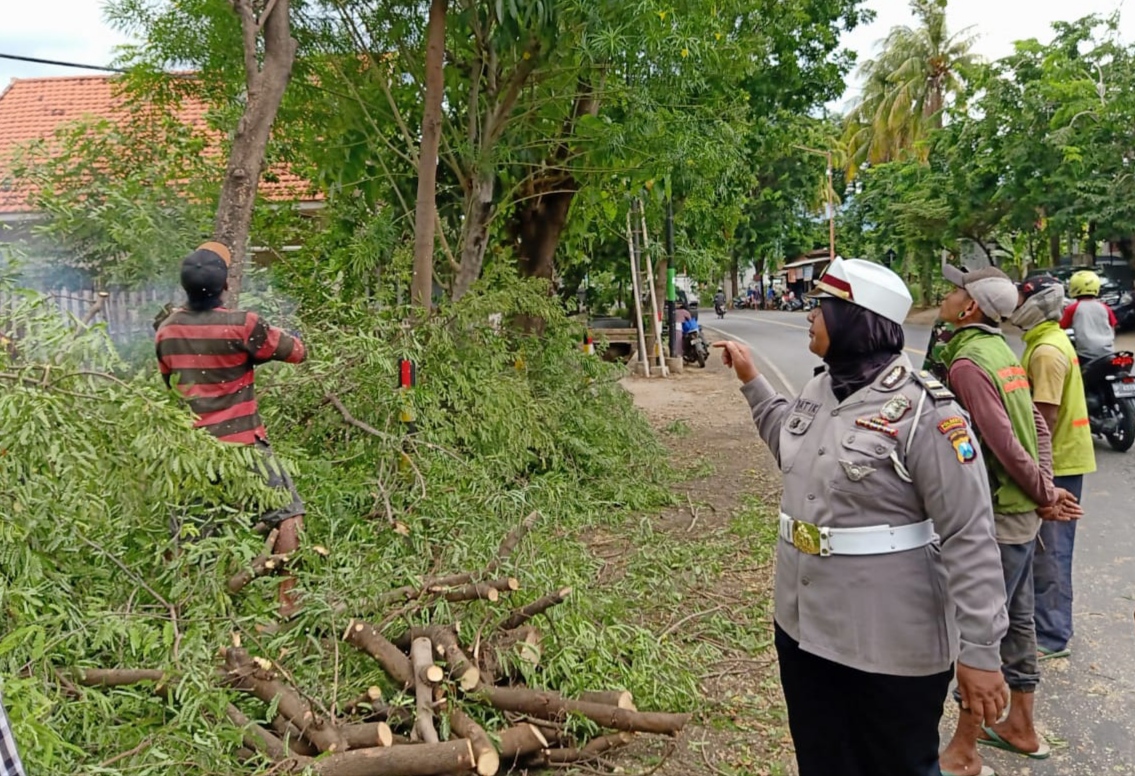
[713,288,727,315]
[1060,270,1116,362]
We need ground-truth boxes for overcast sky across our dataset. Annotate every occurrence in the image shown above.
[1,0,1134,98]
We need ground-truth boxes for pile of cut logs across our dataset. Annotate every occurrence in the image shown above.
[74,512,690,775]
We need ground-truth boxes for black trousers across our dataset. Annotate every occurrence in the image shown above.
[776,624,952,776]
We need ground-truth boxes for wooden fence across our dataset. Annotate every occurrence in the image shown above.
[0,287,177,343]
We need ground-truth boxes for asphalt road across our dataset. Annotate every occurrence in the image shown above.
[708,309,1135,776]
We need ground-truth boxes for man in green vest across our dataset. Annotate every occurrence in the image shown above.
[1009,275,1095,660]
[936,263,1082,776]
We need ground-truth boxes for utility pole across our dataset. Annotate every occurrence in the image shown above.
[666,196,678,361]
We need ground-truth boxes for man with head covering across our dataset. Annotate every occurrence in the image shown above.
[1010,276,1094,660]
[715,258,1009,776]
[155,242,308,618]
[937,262,1081,775]
[1060,269,1116,361]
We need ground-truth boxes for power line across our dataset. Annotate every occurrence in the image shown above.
[0,53,127,74]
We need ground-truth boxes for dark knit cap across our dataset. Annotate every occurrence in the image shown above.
[180,244,230,309]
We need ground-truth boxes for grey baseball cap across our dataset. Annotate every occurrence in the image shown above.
[941,260,1019,322]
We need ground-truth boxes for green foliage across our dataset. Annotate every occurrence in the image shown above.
[842,0,978,176]
[841,13,1135,274]
[100,0,871,293]
[0,273,682,773]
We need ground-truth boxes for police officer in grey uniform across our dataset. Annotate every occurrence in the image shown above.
[716,258,1010,776]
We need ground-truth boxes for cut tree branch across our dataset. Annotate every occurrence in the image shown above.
[542,731,635,764]
[226,703,289,761]
[304,740,474,776]
[410,637,441,744]
[496,723,549,763]
[222,647,347,753]
[499,587,571,630]
[343,619,414,689]
[227,553,290,594]
[448,706,499,776]
[475,686,689,736]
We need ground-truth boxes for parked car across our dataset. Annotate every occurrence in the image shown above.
[1026,264,1135,331]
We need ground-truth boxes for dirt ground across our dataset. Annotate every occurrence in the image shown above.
[592,335,797,776]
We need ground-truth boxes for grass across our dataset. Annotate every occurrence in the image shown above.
[664,419,693,437]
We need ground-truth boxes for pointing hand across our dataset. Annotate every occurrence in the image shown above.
[712,341,759,383]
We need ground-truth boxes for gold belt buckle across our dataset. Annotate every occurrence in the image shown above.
[791,520,830,556]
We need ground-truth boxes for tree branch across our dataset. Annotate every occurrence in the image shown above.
[255,0,281,34]
[484,39,541,148]
[231,0,260,86]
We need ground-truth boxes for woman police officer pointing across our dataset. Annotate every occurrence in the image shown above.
[715,258,1009,776]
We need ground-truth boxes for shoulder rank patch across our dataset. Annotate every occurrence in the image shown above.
[879,365,908,390]
[949,428,977,464]
[855,416,899,438]
[912,368,955,402]
[937,416,966,435]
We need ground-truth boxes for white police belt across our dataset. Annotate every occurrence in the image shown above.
[779,513,935,557]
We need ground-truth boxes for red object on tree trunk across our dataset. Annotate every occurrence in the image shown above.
[399,360,416,389]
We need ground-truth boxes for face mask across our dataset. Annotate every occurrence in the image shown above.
[1009,286,1063,330]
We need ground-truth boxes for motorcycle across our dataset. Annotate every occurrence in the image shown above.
[780,296,803,312]
[714,301,726,319]
[681,322,710,368]
[1070,330,1135,451]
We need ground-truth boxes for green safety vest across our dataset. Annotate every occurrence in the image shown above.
[1021,321,1096,477]
[942,326,1040,515]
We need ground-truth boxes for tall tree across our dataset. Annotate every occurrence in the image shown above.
[843,0,977,176]
[411,0,448,309]
[214,0,298,304]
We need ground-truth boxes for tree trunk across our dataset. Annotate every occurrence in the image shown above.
[411,0,448,311]
[919,250,934,308]
[452,172,494,300]
[1049,230,1061,266]
[1087,222,1097,263]
[729,255,740,301]
[512,83,601,285]
[515,185,577,283]
[217,0,297,307]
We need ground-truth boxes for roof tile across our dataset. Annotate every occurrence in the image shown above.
[0,74,318,214]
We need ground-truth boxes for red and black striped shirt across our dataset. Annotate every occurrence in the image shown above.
[155,307,306,444]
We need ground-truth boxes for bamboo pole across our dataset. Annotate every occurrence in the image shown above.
[625,209,650,374]
[639,203,668,377]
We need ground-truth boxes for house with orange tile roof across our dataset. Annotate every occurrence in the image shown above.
[0,73,321,236]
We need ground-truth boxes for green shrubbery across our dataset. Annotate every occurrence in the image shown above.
[0,274,680,773]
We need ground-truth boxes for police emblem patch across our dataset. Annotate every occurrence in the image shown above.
[880,365,908,390]
[839,459,876,482]
[949,429,976,463]
[786,414,813,435]
[937,416,966,435]
[880,395,912,421]
[855,416,899,438]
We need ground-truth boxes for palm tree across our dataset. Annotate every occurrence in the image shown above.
[842,0,978,178]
